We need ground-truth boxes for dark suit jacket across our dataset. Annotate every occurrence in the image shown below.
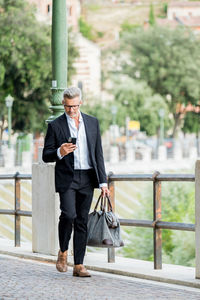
[42,112,107,193]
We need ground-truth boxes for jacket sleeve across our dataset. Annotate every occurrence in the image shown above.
[95,119,107,184]
[42,122,58,163]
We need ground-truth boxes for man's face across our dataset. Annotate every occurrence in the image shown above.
[62,96,82,118]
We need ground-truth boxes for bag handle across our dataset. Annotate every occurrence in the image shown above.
[93,194,113,212]
[107,195,113,212]
[94,194,102,212]
[102,195,113,212]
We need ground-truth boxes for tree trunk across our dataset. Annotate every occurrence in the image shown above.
[196,129,200,157]
[172,113,182,138]
[0,118,5,141]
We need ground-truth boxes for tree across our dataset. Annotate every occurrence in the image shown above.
[112,77,171,136]
[182,111,200,137]
[78,16,104,42]
[120,26,200,137]
[82,99,112,134]
[149,3,155,26]
[0,0,78,137]
[120,21,141,35]
[79,16,95,41]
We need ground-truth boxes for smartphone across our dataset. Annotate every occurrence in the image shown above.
[67,137,77,144]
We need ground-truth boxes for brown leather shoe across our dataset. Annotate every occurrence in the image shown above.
[73,264,91,277]
[56,250,68,272]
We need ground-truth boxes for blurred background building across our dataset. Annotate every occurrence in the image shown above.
[157,1,200,33]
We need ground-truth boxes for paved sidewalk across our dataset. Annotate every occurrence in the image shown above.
[1,254,200,300]
[0,238,200,289]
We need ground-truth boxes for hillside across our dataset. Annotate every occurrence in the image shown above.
[82,0,171,48]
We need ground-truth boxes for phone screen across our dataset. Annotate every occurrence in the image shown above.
[68,137,76,144]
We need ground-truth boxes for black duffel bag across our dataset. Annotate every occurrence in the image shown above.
[87,194,124,248]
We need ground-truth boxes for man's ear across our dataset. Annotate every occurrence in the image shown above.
[80,100,83,106]
[62,99,64,105]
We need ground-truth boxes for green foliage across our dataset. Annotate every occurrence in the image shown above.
[68,30,80,83]
[158,3,168,18]
[97,31,104,38]
[82,101,112,134]
[0,0,50,134]
[120,182,195,267]
[182,112,200,134]
[163,3,168,14]
[113,77,171,136]
[120,21,141,33]
[0,0,78,135]
[120,26,200,137]
[79,16,105,41]
[79,17,95,41]
[87,4,101,12]
[149,3,156,26]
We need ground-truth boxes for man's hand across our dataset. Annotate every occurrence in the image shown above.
[60,143,76,157]
[101,187,110,197]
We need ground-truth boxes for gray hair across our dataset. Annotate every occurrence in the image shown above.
[63,86,82,100]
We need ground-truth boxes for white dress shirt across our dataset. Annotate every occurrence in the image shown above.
[57,112,107,188]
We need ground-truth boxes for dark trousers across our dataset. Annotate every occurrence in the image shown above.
[58,169,94,265]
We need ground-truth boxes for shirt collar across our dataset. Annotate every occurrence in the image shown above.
[65,111,82,122]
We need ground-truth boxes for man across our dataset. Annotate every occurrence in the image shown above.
[42,86,109,277]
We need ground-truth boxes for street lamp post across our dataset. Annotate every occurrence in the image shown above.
[111,105,117,125]
[111,105,118,145]
[47,0,68,122]
[159,108,165,145]
[5,94,14,148]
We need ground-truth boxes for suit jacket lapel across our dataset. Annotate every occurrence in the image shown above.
[82,113,94,154]
[59,113,70,141]
[58,113,74,162]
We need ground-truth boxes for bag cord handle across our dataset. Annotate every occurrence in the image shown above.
[94,194,102,212]
[94,195,113,212]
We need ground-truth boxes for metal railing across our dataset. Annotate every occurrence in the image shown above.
[108,171,195,269]
[0,172,32,246]
[0,168,199,274]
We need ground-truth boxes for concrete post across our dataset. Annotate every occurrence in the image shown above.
[32,162,74,256]
[32,163,60,255]
[190,146,198,160]
[110,146,119,163]
[4,147,15,168]
[195,160,200,278]
[142,148,151,161]
[158,145,167,161]
[173,141,182,160]
[126,147,135,163]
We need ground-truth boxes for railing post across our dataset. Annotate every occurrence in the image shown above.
[108,172,115,263]
[14,172,21,247]
[153,171,162,269]
[195,160,200,278]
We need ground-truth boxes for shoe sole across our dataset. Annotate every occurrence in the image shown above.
[73,272,91,277]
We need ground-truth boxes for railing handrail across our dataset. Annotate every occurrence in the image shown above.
[0,173,32,180]
[119,219,195,231]
[0,209,32,217]
[0,173,194,181]
[108,174,195,182]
